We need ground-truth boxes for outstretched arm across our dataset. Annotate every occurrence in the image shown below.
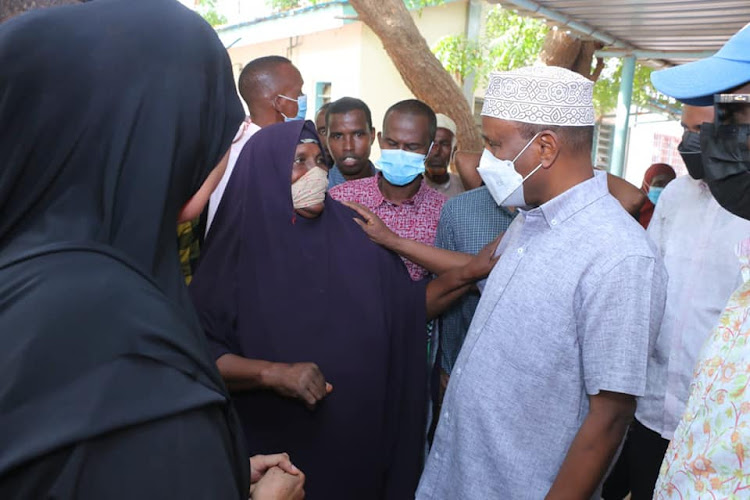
[425,235,501,319]
[342,201,473,275]
[455,151,483,190]
[546,391,635,499]
[604,172,647,217]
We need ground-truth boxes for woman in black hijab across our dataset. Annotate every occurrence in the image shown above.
[191,120,425,499]
[0,1,298,498]
[190,120,497,499]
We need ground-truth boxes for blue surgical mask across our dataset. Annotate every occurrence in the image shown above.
[277,94,307,122]
[647,187,664,205]
[376,148,429,186]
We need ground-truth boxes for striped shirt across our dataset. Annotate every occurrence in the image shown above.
[434,186,515,374]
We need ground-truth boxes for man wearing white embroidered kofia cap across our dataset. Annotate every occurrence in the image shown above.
[416,65,668,500]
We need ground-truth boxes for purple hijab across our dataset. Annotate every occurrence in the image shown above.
[190,120,427,499]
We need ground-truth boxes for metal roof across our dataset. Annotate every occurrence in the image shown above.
[491,0,750,65]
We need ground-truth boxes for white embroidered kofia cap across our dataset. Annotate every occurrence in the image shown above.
[481,65,595,126]
[436,113,457,136]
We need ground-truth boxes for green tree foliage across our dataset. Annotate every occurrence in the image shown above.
[196,0,227,26]
[267,0,443,12]
[267,0,313,10]
[434,6,547,89]
[592,59,673,117]
[404,0,445,9]
[433,5,670,117]
[261,1,671,117]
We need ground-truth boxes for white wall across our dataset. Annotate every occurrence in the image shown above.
[359,0,469,136]
[623,116,685,186]
[222,0,469,158]
[217,2,348,47]
[226,22,363,118]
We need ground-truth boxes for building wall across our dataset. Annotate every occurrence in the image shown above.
[623,117,685,186]
[359,0,469,138]
[226,21,363,117]
[223,0,468,157]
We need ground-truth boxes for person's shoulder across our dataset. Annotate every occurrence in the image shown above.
[4,249,180,326]
[444,186,512,218]
[447,185,491,206]
[660,175,702,204]
[421,181,448,204]
[588,195,658,257]
[666,174,698,192]
[329,175,374,200]
[331,175,374,192]
[440,186,482,219]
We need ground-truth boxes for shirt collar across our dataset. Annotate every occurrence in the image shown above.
[374,172,429,206]
[520,170,608,228]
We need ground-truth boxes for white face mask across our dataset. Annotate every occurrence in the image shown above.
[477,132,543,208]
[291,166,328,209]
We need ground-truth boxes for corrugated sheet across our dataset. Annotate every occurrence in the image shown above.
[491,0,750,64]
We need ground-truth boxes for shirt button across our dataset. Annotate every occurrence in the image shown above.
[456,367,462,375]
[551,218,558,226]
[517,247,524,254]
[443,411,450,420]
[434,451,441,459]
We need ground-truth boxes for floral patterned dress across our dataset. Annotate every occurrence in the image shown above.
[655,238,750,499]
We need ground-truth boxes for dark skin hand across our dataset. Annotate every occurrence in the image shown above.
[454,151,482,190]
[546,391,635,499]
[422,236,500,319]
[342,200,475,274]
[344,201,501,319]
[216,354,333,410]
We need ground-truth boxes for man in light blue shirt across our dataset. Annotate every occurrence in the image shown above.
[417,66,667,499]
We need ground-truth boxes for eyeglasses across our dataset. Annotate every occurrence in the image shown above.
[715,94,750,104]
[714,94,750,126]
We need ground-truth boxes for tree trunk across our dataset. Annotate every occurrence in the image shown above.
[1,0,80,22]
[348,0,483,151]
[539,29,604,81]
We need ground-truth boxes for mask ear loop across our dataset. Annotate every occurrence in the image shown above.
[270,95,286,120]
[520,163,544,183]
[512,131,542,163]
[423,141,436,167]
[274,94,301,120]
[511,132,544,182]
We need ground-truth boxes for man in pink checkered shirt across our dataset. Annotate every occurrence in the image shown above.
[330,100,446,281]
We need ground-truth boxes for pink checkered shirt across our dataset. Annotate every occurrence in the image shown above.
[330,174,447,280]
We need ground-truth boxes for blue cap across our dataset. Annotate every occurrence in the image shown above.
[651,23,750,106]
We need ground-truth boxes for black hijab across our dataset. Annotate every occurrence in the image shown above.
[191,120,427,498]
[0,0,246,491]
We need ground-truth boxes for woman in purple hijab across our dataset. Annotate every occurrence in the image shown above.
[190,120,430,499]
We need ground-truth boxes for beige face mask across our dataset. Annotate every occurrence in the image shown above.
[291,166,328,209]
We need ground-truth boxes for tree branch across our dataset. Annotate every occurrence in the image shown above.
[349,0,483,150]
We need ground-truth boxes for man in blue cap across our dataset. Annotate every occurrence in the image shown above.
[609,31,750,500]
[645,23,750,498]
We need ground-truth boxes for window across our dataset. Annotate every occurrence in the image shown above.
[315,82,332,112]
[593,123,615,170]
